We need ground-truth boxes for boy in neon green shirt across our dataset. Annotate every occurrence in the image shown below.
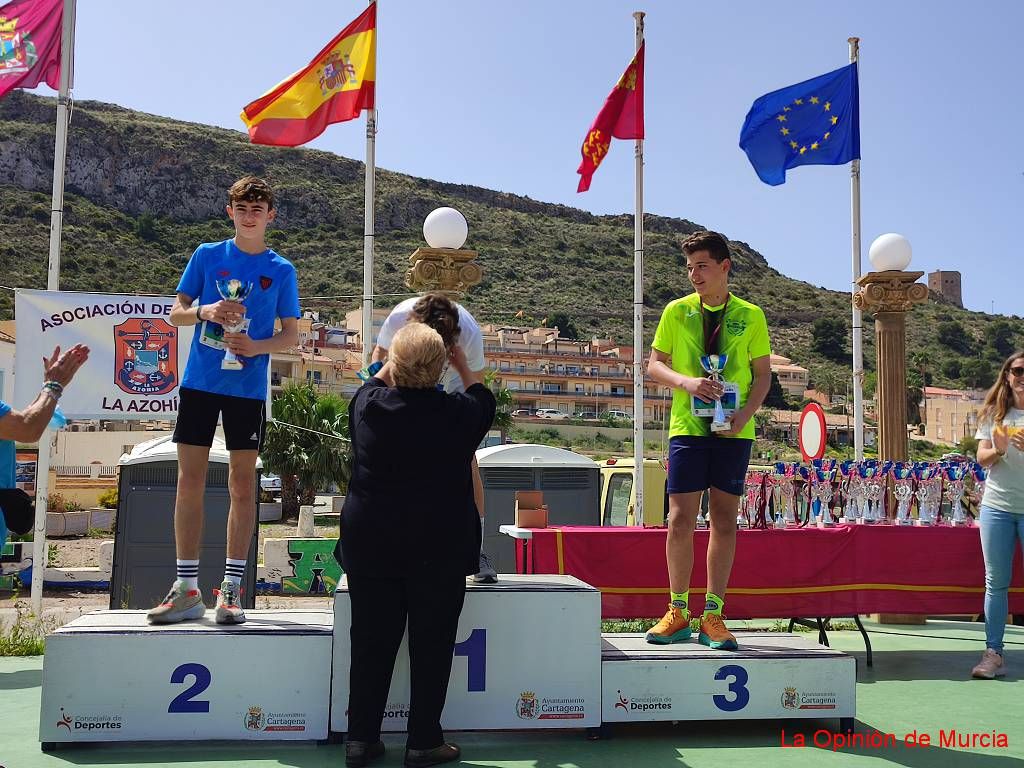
[646,231,772,649]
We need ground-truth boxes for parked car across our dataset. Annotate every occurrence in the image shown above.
[260,473,282,492]
[605,410,631,420]
[535,408,570,420]
[511,408,537,418]
[574,411,599,420]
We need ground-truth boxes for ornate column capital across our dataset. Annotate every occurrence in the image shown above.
[405,247,483,297]
[853,270,928,314]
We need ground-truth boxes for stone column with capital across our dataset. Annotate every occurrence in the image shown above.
[853,270,929,462]
[405,247,483,297]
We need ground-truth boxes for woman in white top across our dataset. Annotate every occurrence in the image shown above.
[973,351,1024,679]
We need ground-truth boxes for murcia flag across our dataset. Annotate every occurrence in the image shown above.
[0,0,63,101]
[576,42,645,193]
[240,3,376,147]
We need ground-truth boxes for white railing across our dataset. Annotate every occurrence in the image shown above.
[53,465,118,479]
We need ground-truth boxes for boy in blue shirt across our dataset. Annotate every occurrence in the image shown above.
[149,176,299,625]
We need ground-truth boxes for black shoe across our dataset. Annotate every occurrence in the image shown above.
[404,742,460,768]
[345,739,385,768]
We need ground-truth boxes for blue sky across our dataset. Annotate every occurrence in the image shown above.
[45,0,1023,314]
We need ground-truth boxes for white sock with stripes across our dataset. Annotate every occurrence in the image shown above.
[176,559,199,591]
[224,558,246,587]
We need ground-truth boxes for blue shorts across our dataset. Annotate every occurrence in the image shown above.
[667,435,753,497]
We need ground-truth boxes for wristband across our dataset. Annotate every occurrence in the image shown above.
[196,304,203,322]
[41,383,62,401]
[43,380,64,394]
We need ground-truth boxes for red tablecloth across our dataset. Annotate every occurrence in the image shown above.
[515,525,1024,619]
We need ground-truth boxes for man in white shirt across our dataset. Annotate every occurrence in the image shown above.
[372,293,497,583]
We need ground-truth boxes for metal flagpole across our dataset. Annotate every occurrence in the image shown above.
[849,37,864,460]
[32,0,77,616]
[632,11,645,525]
[360,0,377,365]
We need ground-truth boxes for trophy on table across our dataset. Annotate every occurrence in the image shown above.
[914,463,942,526]
[861,461,886,524]
[812,462,838,528]
[839,460,864,524]
[967,463,987,523]
[945,463,971,527]
[215,278,254,370]
[740,471,764,529]
[696,354,736,433]
[774,462,798,527]
[891,462,916,526]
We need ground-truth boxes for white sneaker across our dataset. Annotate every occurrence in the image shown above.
[472,550,498,584]
[971,648,1006,679]
[214,580,246,624]
[147,580,205,624]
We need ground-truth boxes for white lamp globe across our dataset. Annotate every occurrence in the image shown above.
[423,207,468,249]
[868,233,913,272]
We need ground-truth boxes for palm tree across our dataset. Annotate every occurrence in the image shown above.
[262,382,351,520]
[485,370,514,443]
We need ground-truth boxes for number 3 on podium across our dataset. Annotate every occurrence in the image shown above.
[713,664,750,712]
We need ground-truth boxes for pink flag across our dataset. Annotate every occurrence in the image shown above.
[0,0,63,101]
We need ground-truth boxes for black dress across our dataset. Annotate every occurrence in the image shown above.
[336,377,495,749]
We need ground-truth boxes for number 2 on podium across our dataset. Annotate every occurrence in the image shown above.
[453,628,486,692]
[169,663,212,713]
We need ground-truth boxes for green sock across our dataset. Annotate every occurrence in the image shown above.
[704,592,725,616]
[670,591,689,612]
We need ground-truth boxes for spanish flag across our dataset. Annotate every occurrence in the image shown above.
[240,3,376,147]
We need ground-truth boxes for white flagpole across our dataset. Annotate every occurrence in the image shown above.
[632,11,645,525]
[360,0,377,365]
[849,37,864,460]
[32,0,77,616]
[361,107,376,365]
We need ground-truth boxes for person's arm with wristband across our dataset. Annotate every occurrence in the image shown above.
[0,345,90,443]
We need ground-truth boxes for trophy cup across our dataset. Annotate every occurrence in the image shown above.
[945,463,970,527]
[914,464,941,526]
[861,462,886,524]
[967,464,987,524]
[839,460,863,524]
[811,460,837,527]
[891,462,916,526]
[774,463,797,527]
[740,471,763,529]
[215,278,255,370]
[698,354,732,433]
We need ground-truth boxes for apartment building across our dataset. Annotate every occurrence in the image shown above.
[479,324,673,422]
[922,386,984,444]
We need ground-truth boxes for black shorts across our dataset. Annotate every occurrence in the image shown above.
[667,435,753,497]
[173,387,267,451]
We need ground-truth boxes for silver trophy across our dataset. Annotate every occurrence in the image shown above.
[739,471,762,529]
[946,465,969,527]
[777,466,798,527]
[915,468,942,526]
[699,353,731,433]
[814,467,838,528]
[862,465,886,524]
[215,278,255,370]
[840,463,865,524]
[891,463,915,526]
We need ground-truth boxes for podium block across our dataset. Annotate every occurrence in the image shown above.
[331,574,601,733]
[39,610,333,747]
[601,634,856,725]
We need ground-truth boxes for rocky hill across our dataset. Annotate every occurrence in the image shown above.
[0,91,1014,397]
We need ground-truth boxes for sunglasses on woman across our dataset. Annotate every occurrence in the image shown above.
[1009,366,1024,378]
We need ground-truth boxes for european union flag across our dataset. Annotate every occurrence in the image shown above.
[739,63,859,186]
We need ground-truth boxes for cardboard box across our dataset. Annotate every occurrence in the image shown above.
[515,491,548,528]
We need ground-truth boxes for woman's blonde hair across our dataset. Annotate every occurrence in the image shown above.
[979,350,1024,427]
[390,322,446,389]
